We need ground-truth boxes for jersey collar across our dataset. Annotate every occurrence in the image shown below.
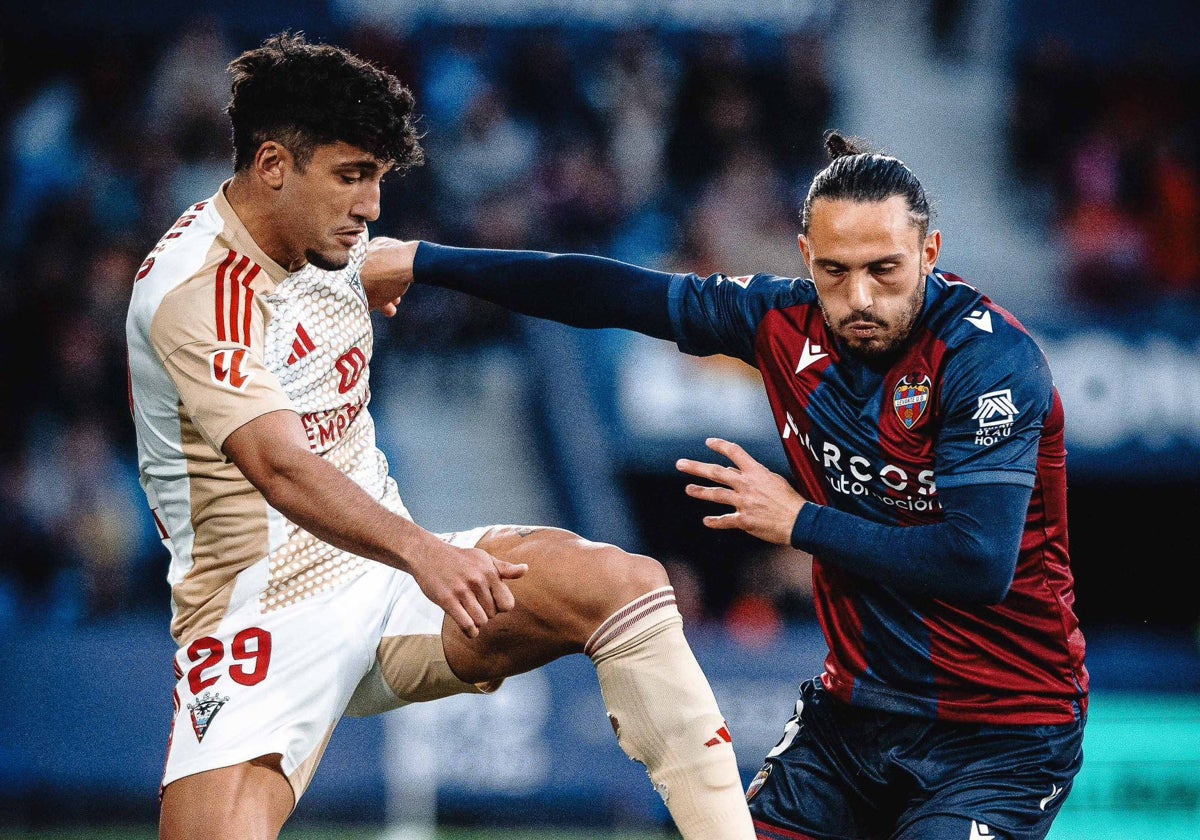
[212,180,290,289]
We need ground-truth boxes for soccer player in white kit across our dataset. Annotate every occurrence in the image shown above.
[125,32,755,840]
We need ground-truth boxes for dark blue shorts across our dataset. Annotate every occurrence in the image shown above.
[747,679,1085,840]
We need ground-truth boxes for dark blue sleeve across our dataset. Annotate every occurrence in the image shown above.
[414,242,676,339]
[669,272,815,366]
[790,482,1028,604]
[934,329,1053,490]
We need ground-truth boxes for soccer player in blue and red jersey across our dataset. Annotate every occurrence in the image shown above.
[368,131,1088,840]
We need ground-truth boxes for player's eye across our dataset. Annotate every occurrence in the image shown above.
[341,174,361,184]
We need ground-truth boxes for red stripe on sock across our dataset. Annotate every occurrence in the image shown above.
[585,588,677,656]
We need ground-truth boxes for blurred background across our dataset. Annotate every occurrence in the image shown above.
[1,0,1199,837]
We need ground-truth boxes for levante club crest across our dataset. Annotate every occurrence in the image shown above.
[893,373,931,429]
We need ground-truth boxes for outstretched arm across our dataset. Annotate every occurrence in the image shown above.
[361,238,677,338]
[677,438,1026,605]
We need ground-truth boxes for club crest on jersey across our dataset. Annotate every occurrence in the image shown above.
[893,373,931,429]
[746,765,772,801]
[187,691,229,742]
[349,270,369,306]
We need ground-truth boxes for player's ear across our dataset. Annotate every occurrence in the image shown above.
[797,233,814,271]
[921,229,941,274]
[253,141,291,190]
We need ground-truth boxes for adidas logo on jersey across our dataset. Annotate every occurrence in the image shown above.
[286,322,316,365]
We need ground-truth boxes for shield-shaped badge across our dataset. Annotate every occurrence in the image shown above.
[893,373,931,429]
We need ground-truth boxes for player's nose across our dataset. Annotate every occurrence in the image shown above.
[353,182,381,222]
[846,272,873,310]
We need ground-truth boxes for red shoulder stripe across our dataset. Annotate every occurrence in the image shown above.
[214,250,237,341]
[240,264,261,346]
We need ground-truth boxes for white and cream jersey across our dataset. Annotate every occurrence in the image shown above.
[126,182,408,644]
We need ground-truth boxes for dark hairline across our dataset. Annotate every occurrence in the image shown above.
[805,193,930,239]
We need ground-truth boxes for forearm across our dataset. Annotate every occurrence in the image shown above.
[790,483,1028,604]
[252,449,437,574]
[220,408,518,637]
[415,242,676,339]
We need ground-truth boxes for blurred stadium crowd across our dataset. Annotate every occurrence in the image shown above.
[1010,32,1200,324]
[1,8,1197,629]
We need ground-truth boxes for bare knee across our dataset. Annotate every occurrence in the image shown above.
[470,526,673,652]
[479,526,669,610]
[596,546,671,611]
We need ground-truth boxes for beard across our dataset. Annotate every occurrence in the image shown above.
[305,247,351,272]
[822,271,927,362]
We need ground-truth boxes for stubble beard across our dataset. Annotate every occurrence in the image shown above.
[304,247,351,272]
[822,270,927,362]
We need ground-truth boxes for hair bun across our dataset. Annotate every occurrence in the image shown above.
[824,130,869,160]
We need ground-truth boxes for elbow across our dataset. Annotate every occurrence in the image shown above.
[235,448,312,513]
[956,549,1017,605]
[252,468,295,510]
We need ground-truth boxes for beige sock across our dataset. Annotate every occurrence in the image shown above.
[588,587,755,839]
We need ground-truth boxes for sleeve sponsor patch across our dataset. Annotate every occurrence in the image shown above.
[210,348,253,391]
[973,388,1019,445]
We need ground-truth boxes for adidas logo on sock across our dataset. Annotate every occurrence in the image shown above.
[704,723,732,747]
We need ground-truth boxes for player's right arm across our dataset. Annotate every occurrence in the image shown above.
[222,408,525,637]
[366,239,806,365]
[141,250,522,638]
[365,239,678,336]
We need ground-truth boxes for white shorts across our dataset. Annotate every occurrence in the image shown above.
[161,526,497,801]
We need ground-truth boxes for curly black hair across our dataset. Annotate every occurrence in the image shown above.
[226,31,424,173]
[801,130,932,238]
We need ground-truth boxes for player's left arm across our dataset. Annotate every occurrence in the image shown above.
[679,338,1052,605]
[677,439,1028,604]
[361,237,681,337]
[365,238,808,371]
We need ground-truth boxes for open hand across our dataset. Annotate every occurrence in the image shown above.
[676,437,807,546]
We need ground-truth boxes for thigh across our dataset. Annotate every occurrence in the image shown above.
[894,718,1086,840]
[346,549,496,716]
[748,680,890,840]
[441,525,669,684]
[160,755,292,840]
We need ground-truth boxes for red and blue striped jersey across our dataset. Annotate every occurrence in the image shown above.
[670,268,1088,724]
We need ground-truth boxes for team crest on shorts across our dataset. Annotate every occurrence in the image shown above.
[187,691,230,742]
[893,373,931,429]
[746,764,772,801]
